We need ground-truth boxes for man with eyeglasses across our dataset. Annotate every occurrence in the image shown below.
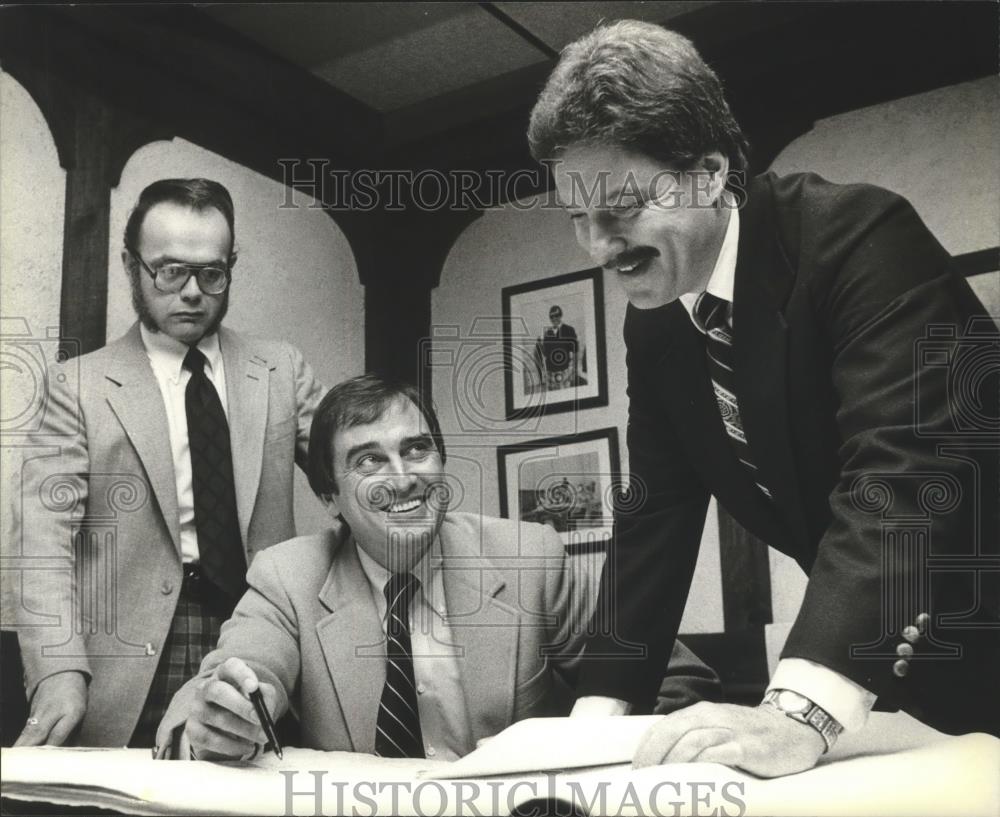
[9,178,326,748]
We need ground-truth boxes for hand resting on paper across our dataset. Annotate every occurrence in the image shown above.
[183,657,281,761]
[633,701,825,778]
[15,671,88,746]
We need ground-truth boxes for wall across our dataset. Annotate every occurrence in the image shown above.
[764,75,1000,668]
[433,194,725,634]
[107,138,365,534]
[0,70,66,621]
[0,71,64,333]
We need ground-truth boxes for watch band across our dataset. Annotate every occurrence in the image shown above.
[761,688,844,753]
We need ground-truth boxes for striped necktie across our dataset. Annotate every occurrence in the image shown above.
[375,572,425,758]
[693,292,772,500]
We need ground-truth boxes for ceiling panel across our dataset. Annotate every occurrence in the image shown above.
[495,1,712,50]
[203,3,475,69]
[311,6,550,111]
[200,2,718,120]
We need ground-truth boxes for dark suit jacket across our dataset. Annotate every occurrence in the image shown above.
[577,172,999,736]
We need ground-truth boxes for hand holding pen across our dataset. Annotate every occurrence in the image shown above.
[185,657,283,761]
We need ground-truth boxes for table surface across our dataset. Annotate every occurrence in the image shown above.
[2,713,997,817]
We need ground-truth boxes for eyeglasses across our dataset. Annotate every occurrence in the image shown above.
[126,244,232,295]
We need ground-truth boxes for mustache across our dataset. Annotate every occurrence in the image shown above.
[603,247,658,271]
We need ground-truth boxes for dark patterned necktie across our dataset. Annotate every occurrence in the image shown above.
[183,347,246,603]
[375,572,425,758]
[693,292,772,499]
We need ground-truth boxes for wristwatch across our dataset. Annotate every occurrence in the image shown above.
[761,689,843,753]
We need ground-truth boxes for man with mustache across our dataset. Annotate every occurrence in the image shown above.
[529,20,998,776]
[536,305,579,391]
[156,374,720,760]
[8,178,326,748]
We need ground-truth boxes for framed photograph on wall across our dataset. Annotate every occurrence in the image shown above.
[497,427,621,554]
[501,268,608,420]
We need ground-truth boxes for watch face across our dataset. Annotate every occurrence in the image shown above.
[776,690,812,715]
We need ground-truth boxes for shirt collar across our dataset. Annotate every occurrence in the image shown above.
[354,532,443,608]
[140,324,223,385]
[679,204,740,324]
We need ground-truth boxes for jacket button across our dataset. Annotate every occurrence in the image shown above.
[915,613,930,633]
[161,581,174,595]
[896,643,914,658]
[902,625,920,643]
[145,643,157,656]
[892,659,909,678]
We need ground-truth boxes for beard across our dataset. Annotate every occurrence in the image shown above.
[129,271,230,342]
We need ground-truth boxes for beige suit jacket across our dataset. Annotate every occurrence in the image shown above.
[164,513,585,753]
[161,512,721,754]
[6,322,324,746]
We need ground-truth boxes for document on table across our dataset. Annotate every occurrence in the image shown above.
[1,746,446,815]
[419,715,664,778]
[2,714,998,816]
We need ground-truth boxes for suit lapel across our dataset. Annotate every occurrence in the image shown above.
[104,325,181,553]
[315,537,385,753]
[731,180,810,547]
[438,516,519,743]
[218,327,269,545]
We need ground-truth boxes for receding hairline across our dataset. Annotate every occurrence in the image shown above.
[133,201,233,244]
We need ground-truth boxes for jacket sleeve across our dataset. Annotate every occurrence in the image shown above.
[5,358,93,700]
[537,524,588,689]
[782,188,998,708]
[575,334,711,710]
[161,546,302,735]
[655,639,724,714]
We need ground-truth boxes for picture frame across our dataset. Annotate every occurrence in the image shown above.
[501,268,608,420]
[497,427,621,554]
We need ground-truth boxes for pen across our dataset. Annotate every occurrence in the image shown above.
[249,688,283,760]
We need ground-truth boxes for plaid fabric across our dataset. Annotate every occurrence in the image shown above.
[129,595,225,747]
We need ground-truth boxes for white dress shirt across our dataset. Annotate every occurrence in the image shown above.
[140,325,228,565]
[679,206,877,732]
[355,539,473,760]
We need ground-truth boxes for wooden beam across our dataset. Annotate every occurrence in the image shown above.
[59,91,113,358]
[61,5,382,161]
[360,206,484,389]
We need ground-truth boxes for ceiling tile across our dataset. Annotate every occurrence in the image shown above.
[495,1,711,50]
[311,6,550,111]
[203,2,475,69]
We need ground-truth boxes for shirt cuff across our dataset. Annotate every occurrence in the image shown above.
[571,696,633,717]
[767,658,876,732]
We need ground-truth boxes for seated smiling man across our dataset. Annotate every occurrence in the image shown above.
[158,374,719,760]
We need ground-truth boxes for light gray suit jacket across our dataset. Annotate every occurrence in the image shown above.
[161,512,720,753]
[6,322,324,746]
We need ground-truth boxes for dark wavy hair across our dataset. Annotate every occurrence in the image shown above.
[123,178,236,257]
[528,20,748,175]
[307,373,446,497]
